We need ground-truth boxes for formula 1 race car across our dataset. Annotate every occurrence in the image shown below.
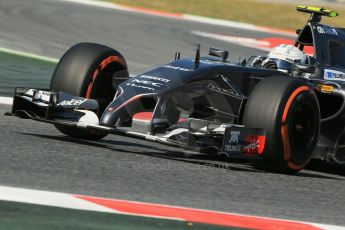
[8,6,345,173]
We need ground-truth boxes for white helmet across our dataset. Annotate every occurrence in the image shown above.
[266,44,307,72]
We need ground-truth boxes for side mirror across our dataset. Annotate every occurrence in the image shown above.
[292,63,317,74]
[209,47,229,62]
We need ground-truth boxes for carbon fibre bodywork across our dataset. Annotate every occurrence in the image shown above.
[100,58,282,128]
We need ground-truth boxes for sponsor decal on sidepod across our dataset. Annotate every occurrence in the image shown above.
[324,69,345,81]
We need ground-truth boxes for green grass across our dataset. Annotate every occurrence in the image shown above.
[106,0,345,30]
[0,200,237,230]
[0,51,55,96]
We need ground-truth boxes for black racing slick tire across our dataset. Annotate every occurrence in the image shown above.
[50,43,128,140]
[243,76,320,173]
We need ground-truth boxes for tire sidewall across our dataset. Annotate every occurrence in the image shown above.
[283,90,320,166]
[50,43,128,140]
[273,86,320,170]
[50,43,127,98]
[243,76,320,172]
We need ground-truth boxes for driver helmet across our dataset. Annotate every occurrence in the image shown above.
[266,44,307,73]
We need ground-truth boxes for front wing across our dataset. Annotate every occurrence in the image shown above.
[8,87,266,159]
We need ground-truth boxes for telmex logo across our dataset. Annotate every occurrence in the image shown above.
[229,131,240,144]
[324,69,345,81]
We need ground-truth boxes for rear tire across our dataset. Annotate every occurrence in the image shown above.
[243,76,320,173]
[50,43,128,140]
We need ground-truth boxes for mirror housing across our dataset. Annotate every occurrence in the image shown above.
[292,63,317,74]
[209,47,229,62]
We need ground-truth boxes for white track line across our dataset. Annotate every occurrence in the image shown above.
[184,14,257,31]
[0,47,58,63]
[0,97,13,105]
[0,186,182,220]
[184,15,295,37]
[191,30,271,51]
[61,0,133,12]
[0,185,116,213]
[0,185,343,229]
[60,0,295,37]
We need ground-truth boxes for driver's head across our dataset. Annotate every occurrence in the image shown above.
[265,44,307,73]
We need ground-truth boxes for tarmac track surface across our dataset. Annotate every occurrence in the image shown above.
[0,0,274,73]
[1,0,345,226]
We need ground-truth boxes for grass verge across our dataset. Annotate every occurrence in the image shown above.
[106,0,345,30]
[0,200,236,230]
[0,51,54,96]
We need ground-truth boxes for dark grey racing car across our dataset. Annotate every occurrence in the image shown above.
[8,6,345,173]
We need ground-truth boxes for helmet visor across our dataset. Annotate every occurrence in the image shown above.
[270,58,293,71]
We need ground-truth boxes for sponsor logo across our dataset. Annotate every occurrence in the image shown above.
[140,75,170,83]
[324,69,345,81]
[242,136,265,155]
[23,89,35,96]
[316,84,333,94]
[163,65,193,72]
[33,91,51,102]
[22,90,52,103]
[223,128,266,156]
[223,131,241,152]
[126,78,165,91]
[243,139,259,151]
[35,91,50,96]
[126,83,155,91]
[58,98,85,106]
[301,73,311,79]
[207,83,238,96]
[223,144,241,152]
[316,26,338,36]
[229,131,240,144]
[131,79,164,88]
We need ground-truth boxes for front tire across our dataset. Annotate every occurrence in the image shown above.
[243,76,320,173]
[50,43,128,140]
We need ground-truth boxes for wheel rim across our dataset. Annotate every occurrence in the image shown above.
[289,102,316,155]
[86,57,126,113]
